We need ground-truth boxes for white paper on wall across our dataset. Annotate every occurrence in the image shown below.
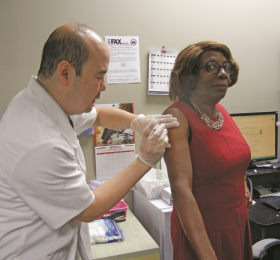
[104,36,140,84]
[148,49,179,95]
[95,144,135,180]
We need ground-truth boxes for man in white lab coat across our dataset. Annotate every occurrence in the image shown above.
[0,24,178,260]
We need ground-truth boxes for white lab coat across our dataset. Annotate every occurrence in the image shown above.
[0,76,96,260]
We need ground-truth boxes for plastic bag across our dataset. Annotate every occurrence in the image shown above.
[89,219,124,244]
[89,180,106,190]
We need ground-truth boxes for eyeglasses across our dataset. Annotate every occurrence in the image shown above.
[196,61,235,74]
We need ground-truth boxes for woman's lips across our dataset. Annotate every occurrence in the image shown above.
[214,84,227,88]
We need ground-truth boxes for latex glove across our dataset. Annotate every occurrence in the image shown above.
[138,120,171,168]
[131,114,179,137]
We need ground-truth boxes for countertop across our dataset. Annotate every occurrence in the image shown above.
[91,209,160,260]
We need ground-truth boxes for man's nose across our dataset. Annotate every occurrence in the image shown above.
[100,78,106,91]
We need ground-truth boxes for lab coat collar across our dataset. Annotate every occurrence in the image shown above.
[27,76,78,146]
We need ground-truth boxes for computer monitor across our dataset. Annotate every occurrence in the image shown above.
[230,111,278,167]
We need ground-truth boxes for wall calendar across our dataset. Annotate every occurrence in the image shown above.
[148,49,179,95]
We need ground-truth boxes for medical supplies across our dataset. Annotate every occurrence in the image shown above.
[135,177,170,200]
[89,219,124,244]
[96,200,129,220]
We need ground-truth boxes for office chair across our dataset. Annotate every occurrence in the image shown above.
[253,238,280,260]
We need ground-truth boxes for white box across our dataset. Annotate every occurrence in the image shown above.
[161,187,173,206]
[134,190,173,260]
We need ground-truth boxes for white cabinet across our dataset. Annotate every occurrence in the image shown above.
[134,190,173,260]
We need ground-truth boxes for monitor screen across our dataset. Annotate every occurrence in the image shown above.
[230,111,278,163]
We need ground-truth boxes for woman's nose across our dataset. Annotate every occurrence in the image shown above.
[217,67,228,79]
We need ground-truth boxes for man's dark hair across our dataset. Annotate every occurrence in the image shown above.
[38,24,91,79]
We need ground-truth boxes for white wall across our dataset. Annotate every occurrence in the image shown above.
[1,0,280,182]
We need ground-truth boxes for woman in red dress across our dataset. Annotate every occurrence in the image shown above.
[164,41,253,260]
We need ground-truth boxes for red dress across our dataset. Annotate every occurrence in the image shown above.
[169,101,253,260]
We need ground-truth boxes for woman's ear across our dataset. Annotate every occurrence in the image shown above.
[57,61,73,85]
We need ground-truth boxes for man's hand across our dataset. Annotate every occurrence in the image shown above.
[138,120,171,168]
[131,114,179,137]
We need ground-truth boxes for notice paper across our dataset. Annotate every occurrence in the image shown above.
[148,49,179,95]
[104,36,140,84]
[95,144,135,180]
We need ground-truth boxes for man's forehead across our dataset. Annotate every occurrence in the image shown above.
[85,29,103,44]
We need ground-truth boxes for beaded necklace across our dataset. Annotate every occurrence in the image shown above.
[189,97,223,130]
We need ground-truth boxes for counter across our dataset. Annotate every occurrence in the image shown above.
[91,209,160,260]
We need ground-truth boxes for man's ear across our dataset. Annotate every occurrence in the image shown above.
[57,61,73,85]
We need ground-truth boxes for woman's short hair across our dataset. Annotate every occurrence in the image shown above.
[169,41,239,102]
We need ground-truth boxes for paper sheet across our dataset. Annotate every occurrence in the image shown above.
[95,144,135,180]
[104,36,140,84]
[254,185,274,196]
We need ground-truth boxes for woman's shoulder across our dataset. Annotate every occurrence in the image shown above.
[164,101,189,117]
[165,100,191,112]
[164,100,197,123]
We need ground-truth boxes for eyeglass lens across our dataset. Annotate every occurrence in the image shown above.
[205,62,234,74]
